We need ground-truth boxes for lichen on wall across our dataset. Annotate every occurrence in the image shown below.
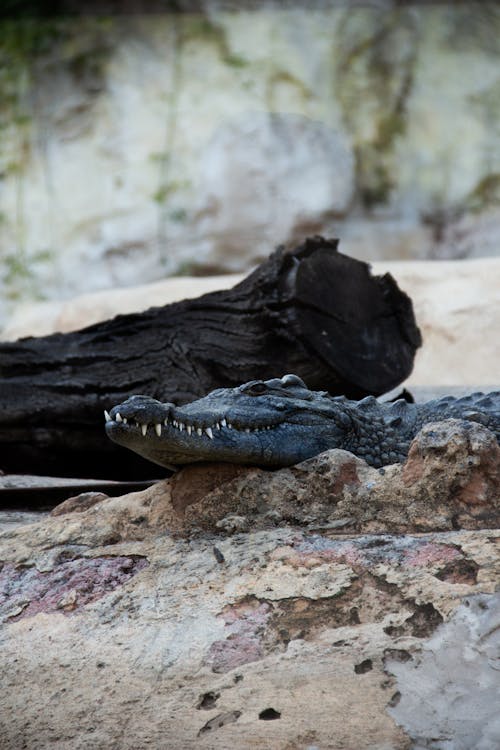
[0,17,114,316]
[0,4,499,325]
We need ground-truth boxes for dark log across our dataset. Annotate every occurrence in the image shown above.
[0,237,421,479]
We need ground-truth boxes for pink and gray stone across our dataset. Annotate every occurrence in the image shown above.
[0,418,498,749]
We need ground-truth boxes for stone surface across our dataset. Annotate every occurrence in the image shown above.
[2,256,499,390]
[384,257,500,387]
[0,474,129,490]
[191,112,354,268]
[49,491,110,516]
[0,511,48,531]
[132,418,500,538]
[0,419,499,748]
[1,6,500,323]
[0,274,241,340]
[387,592,500,750]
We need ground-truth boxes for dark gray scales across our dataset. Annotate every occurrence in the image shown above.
[105,375,500,470]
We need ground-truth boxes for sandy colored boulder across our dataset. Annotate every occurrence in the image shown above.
[0,419,499,749]
[0,275,241,341]
[154,418,500,537]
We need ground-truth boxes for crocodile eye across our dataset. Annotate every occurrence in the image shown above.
[246,381,268,396]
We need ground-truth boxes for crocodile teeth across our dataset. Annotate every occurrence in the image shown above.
[104,410,112,423]
[141,423,148,437]
[179,422,184,431]
[205,427,214,439]
[215,422,220,430]
[187,425,192,436]
[115,412,123,423]
[196,427,203,436]
[227,423,233,429]
[123,417,127,424]
[244,427,251,433]
[221,418,227,427]
[155,423,162,437]
[164,418,169,426]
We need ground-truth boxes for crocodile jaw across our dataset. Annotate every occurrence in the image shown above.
[104,377,350,468]
[105,414,337,468]
[104,391,341,468]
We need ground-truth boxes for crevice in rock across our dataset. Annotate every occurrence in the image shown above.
[354,658,373,674]
[434,558,479,584]
[384,602,443,639]
[383,649,412,663]
[197,691,220,710]
[197,710,242,735]
[388,691,401,708]
[259,708,281,720]
[264,574,406,647]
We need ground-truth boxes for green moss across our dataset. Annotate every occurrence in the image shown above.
[180,16,249,69]
[0,18,62,61]
[3,253,33,284]
[465,174,500,213]
[266,70,313,102]
[335,8,418,209]
[0,18,113,132]
[224,53,248,69]
[357,111,407,208]
[443,5,500,56]
[32,248,54,264]
[4,160,23,176]
[169,208,187,223]
[376,112,406,152]
[149,151,171,164]
[359,166,393,209]
[0,16,114,299]
[0,20,50,126]
[152,178,190,204]
[152,185,171,204]
[2,247,53,303]
[173,260,197,276]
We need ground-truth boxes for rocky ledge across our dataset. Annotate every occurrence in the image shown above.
[0,418,499,749]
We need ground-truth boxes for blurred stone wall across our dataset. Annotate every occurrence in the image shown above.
[0,3,499,322]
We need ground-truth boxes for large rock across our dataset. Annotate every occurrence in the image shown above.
[387,593,500,750]
[1,6,500,323]
[191,112,354,268]
[0,419,499,748]
[384,257,500,387]
[0,274,242,340]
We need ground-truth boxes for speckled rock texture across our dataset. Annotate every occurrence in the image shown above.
[0,419,498,749]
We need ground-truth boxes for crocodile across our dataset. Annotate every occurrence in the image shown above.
[104,374,500,470]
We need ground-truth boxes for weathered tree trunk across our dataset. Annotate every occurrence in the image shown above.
[0,237,421,479]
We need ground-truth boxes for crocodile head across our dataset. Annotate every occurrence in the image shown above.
[105,374,350,469]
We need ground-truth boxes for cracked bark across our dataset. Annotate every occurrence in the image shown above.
[0,237,421,479]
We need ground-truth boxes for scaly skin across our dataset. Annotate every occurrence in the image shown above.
[105,374,500,469]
